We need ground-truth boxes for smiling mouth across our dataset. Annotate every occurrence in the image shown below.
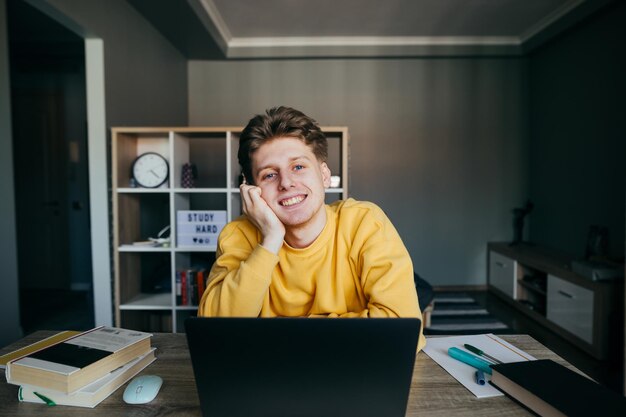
[280,195,306,207]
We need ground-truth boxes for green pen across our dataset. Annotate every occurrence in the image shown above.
[33,392,56,406]
[464,344,502,364]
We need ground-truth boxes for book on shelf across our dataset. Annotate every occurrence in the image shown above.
[187,268,197,305]
[196,269,207,303]
[18,348,156,408]
[176,270,183,305]
[176,268,208,306]
[0,330,81,369]
[181,269,188,305]
[490,359,626,417]
[6,326,152,394]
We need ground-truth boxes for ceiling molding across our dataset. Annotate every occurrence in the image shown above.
[226,36,523,58]
[520,0,615,53]
[135,0,615,59]
[187,0,231,55]
[193,0,553,58]
[228,36,521,48]
[519,0,584,44]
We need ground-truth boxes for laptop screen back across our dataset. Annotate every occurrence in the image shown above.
[185,317,420,417]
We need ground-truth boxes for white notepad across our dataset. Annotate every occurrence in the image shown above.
[423,333,535,398]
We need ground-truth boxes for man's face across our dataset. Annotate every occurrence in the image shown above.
[251,137,331,229]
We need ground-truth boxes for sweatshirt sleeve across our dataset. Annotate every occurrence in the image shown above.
[348,206,426,351]
[198,222,279,317]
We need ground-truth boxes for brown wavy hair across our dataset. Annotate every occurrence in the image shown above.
[238,106,328,185]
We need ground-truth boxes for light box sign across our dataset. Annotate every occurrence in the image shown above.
[177,210,227,248]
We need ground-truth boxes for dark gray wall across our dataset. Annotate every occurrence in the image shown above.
[189,58,529,286]
[528,2,626,259]
[44,0,187,126]
[0,0,23,347]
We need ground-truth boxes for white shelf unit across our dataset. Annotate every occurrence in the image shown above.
[112,127,349,332]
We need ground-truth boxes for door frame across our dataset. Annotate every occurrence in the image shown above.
[20,0,114,328]
[85,38,112,326]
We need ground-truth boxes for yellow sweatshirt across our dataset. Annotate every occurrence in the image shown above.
[198,199,425,351]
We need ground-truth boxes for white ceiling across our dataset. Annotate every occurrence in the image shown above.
[132,0,613,59]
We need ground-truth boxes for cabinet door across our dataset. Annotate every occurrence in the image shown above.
[489,251,516,298]
[547,275,593,344]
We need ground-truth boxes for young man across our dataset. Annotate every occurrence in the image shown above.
[198,106,424,349]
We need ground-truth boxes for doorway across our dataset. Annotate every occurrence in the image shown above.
[8,0,94,332]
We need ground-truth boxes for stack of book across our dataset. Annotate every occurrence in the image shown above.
[3,326,155,408]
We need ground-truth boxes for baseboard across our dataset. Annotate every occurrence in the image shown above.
[432,284,488,292]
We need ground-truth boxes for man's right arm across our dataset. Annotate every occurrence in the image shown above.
[239,183,285,254]
[197,224,279,317]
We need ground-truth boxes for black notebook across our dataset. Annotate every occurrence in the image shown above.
[29,343,111,368]
[490,359,626,417]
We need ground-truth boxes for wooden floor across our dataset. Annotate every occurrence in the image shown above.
[466,289,624,394]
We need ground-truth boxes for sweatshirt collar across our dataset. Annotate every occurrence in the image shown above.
[282,205,335,256]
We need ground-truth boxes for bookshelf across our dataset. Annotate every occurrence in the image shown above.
[111,127,349,332]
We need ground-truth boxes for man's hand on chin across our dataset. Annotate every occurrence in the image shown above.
[240,183,285,253]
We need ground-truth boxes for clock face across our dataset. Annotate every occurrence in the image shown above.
[132,152,169,188]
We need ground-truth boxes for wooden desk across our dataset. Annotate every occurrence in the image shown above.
[0,332,577,416]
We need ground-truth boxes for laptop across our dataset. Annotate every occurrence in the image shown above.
[185,317,421,417]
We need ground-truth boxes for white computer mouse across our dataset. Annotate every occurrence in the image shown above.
[123,375,163,404]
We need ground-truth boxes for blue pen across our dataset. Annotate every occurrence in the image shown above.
[448,347,493,374]
[475,370,486,385]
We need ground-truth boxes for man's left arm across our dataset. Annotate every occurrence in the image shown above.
[345,209,426,350]
[352,210,421,318]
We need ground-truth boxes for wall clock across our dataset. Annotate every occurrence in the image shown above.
[131,152,169,188]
